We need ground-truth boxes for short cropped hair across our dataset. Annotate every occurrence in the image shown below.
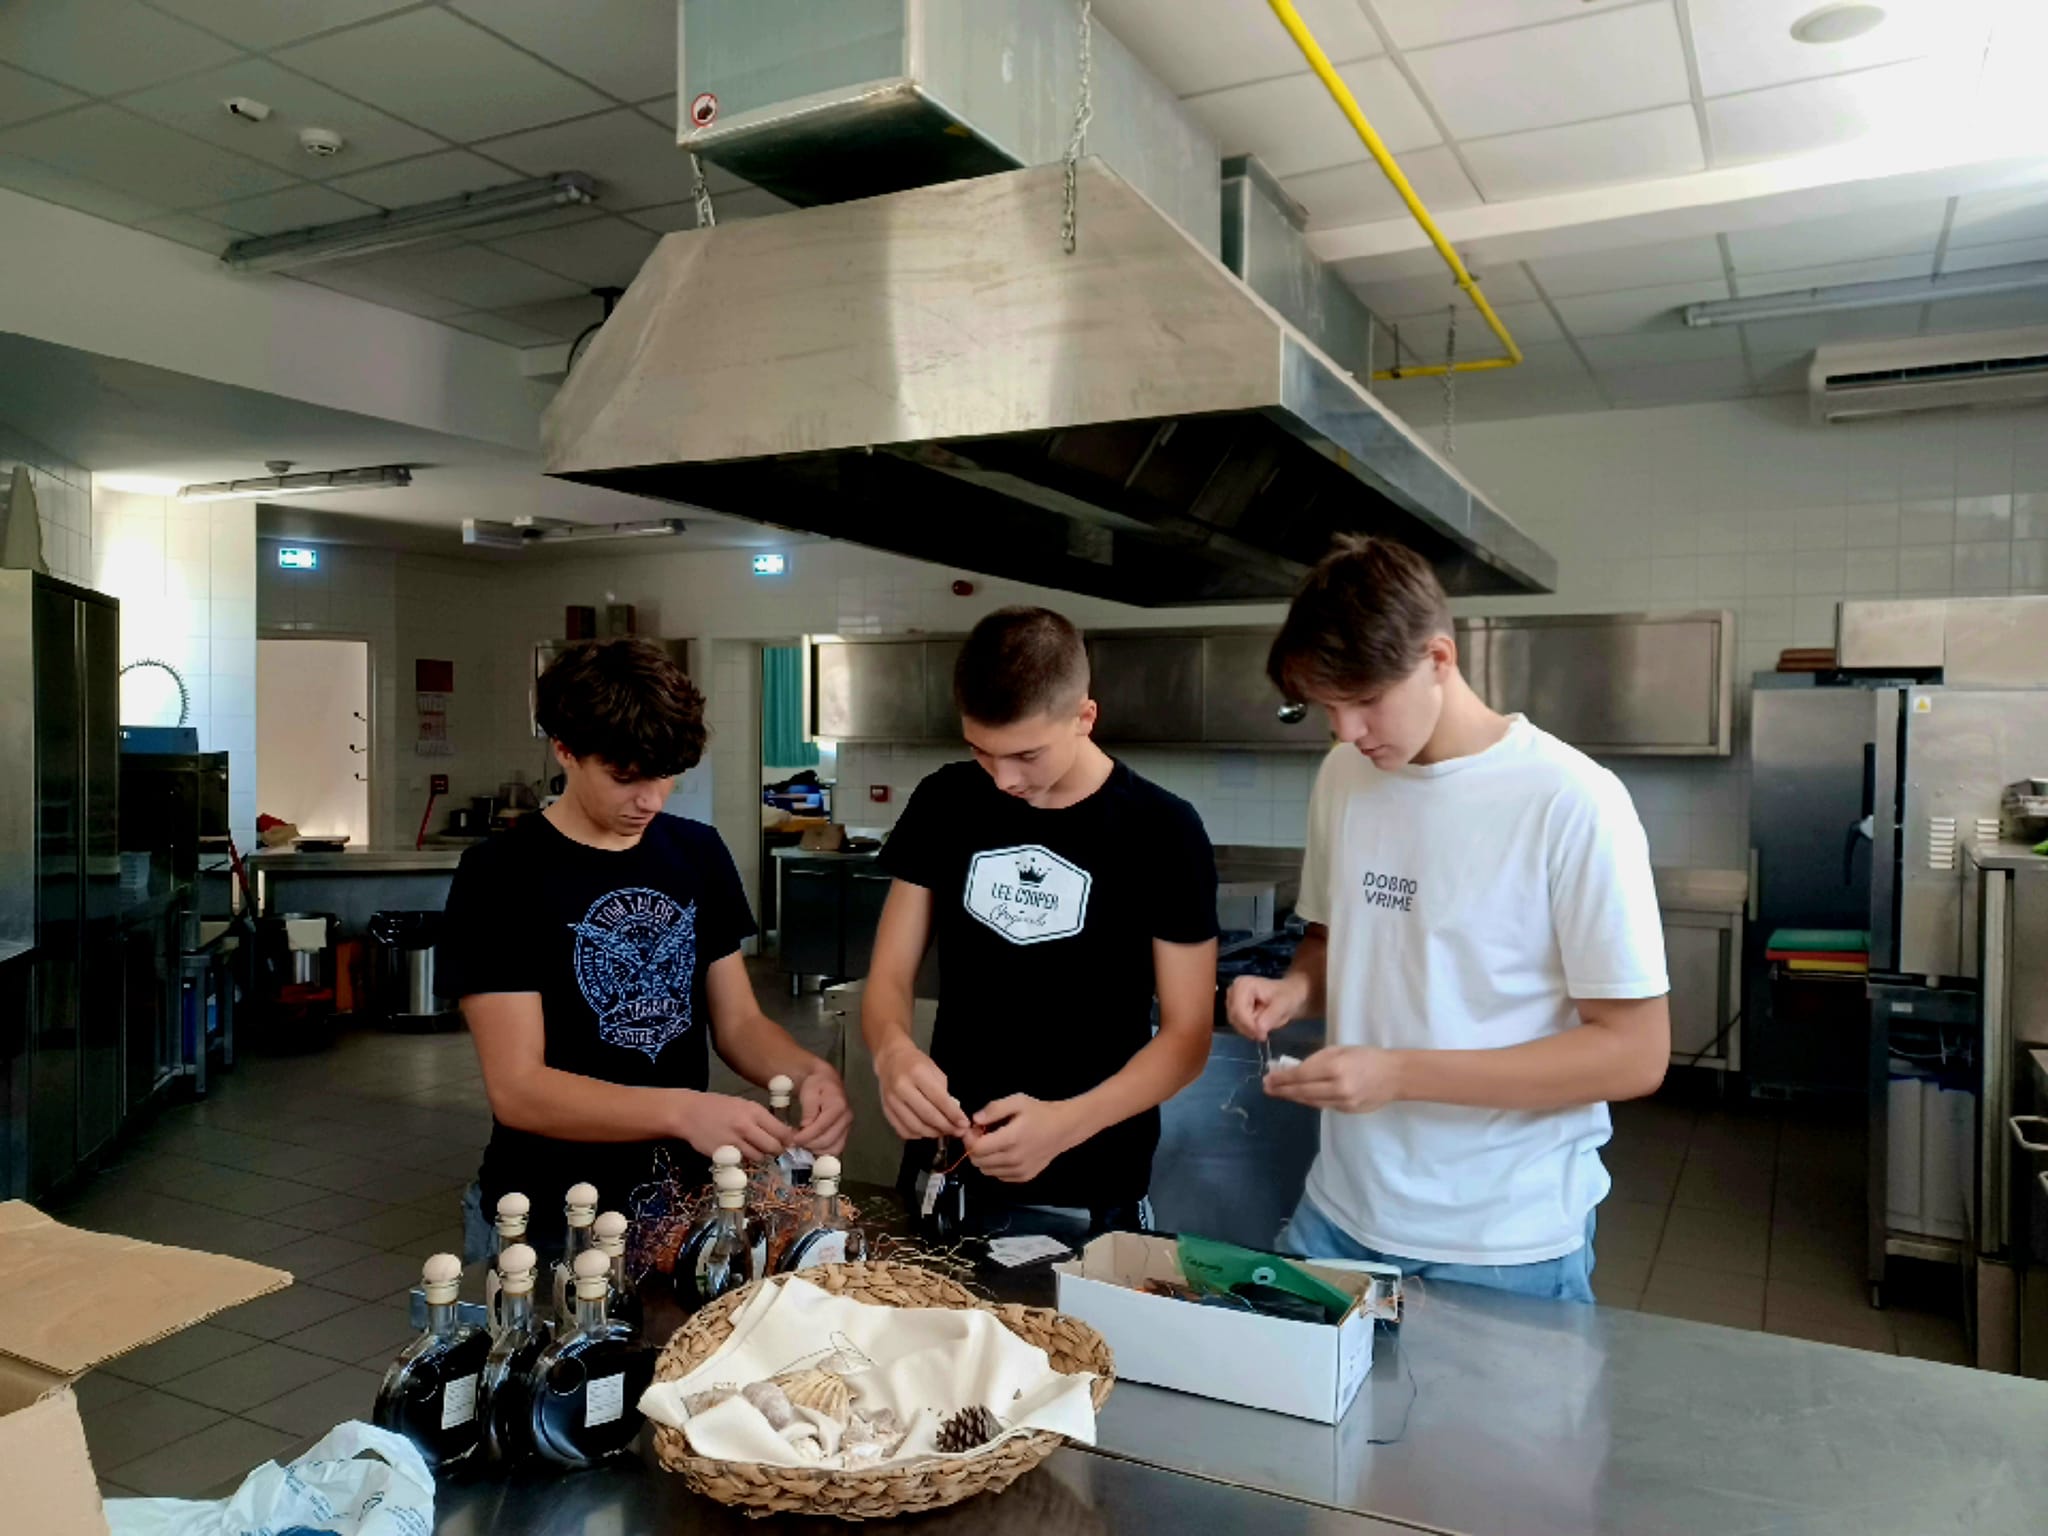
[535,637,707,779]
[1266,536,1452,701]
[953,607,1090,725]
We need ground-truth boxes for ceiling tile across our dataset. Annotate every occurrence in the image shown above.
[202,183,379,237]
[1739,302,1926,352]
[0,62,83,129]
[290,260,471,319]
[1595,355,1754,408]
[362,244,584,308]
[1734,253,1935,296]
[0,151,166,223]
[1525,236,1727,299]
[1688,0,1992,98]
[639,96,677,129]
[473,108,694,212]
[1369,0,1597,51]
[274,10,610,142]
[485,216,658,287]
[1948,186,2048,251]
[1403,4,1690,141]
[1093,0,1381,96]
[1379,340,1607,422]
[0,0,238,95]
[1921,291,2048,335]
[119,59,444,178]
[1461,105,1702,203]
[1183,60,1438,179]
[1704,58,1952,165]
[323,149,528,208]
[134,211,238,251]
[449,0,676,104]
[1345,262,1537,317]
[625,184,793,231]
[486,294,607,339]
[146,0,419,52]
[442,309,559,347]
[1725,203,1946,273]
[1575,325,1744,370]
[1746,349,1813,394]
[1551,276,1729,337]
[1941,235,2048,275]
[1281,146,1478,229]
[1376,298,1563,363]
[0,105,297,210]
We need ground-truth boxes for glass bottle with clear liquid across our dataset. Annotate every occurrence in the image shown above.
[590,1209,641,1337]
[525,1249,654,1468]
[477,1242,551,1465]
[373,1253,492,1471]
[551,1181,599,1328]
[768,1073,813,1187]
[774,1155,868,1272]
[483,1190,529,1330]
[677,1162,766,1311]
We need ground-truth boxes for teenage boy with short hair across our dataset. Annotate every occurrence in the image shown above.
[1228,537,1669,1303]
[861,607,1219,1237]
[441,637,851,1261]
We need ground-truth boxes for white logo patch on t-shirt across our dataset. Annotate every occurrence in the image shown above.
[963,844,1091,946]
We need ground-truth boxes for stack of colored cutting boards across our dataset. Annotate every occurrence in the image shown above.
[1765,929,1870,975]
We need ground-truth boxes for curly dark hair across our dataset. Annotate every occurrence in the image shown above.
[535,637,707,779]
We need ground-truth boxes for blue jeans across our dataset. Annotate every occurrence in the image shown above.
[1278,1195,1599,1305]
[460,1181,493,1266]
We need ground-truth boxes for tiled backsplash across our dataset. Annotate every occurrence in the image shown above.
[0,420,91,586]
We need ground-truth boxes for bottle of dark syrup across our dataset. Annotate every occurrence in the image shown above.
[477,1241,550,1466]
[525,1248,653,1468]
[676,1159,766,1311]
[373,1252,492,1472]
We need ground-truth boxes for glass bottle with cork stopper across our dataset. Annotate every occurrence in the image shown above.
[774,1154,867,1272]
[677,1157,765,1310]
[591,1209,641,1337]
[477,1241,550,1465]
[483,1190,529,1328]
[551,1181,599,1327]
[374,1252,492,1471]
[767,1073,813,1186]
[525,1248,654,1468]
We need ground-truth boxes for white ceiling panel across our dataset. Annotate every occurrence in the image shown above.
[1093,0,1382,96]
[134,211,238,252]
[486,216,659,287]
[1551,277,1730,336]
[1281,146,1478,229]
[1941,235,2048,274]
[639,97,678,128]
[1378,300,1564,367]
[1461,105,1702,202]
[275,10,610,143]
[1746,349,1812,394]
[323,150,531,209]
[1402,4,1690,141]
[475,108,695,212]
[1734,253,1935,296]
[1739,302,1927,352]
[0,0,237,96]
[1948,186,2048,251]
[1687,0,1990,99]
[120,60,444,178]
[145,0,420,52]
[1367,0,1603,52]
[0,62,82,129]
[203,183,380,237]
[1345,262,1538,317]
[1575,325,1744,370]
[367,244,586,308]
[442,309,561,347]
[1183,58,1438,177]
[292,259,472,319]
[487,294,609,339]
[1594,355,1753,407]
[1726,202,1946,273]
[1525,235,1727,299]
[0,105,296,209]
[0,152,166,223]
[1921,291,2048,334]
[450,0,678,104]
[1704,58,1947,165]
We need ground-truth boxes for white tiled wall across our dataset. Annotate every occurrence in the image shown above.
[92,489,259,845]
[0,421,92,586]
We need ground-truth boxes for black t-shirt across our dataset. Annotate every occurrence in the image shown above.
[438,812,757,1251]
[880,759,1218,1208]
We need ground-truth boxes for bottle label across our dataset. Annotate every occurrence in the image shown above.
[779,1147,816,1173]
[919,1171,943,1218]
[441,1373,478,1429]
[586,1372,626,1428]
[792,1231,848,1270]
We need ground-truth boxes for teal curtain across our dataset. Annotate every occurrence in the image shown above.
[762,646,819,768]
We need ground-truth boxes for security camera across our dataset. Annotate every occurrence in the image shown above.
[224,97,272,121]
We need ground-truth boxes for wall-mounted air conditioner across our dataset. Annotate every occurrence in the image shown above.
[1810,326,2048,424]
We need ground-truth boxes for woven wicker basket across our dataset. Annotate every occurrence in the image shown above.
[649,1260,1114,1521]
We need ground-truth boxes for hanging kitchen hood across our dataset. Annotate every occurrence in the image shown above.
[543,158,1555,605]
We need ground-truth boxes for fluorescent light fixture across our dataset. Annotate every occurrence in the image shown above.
[96,474,184,496]
[462,516,686,549]
[223,173,597,273]
[276,547,319,570]
[1684,260,2048,328]
[177,465,412,501]
[752,552,788,575]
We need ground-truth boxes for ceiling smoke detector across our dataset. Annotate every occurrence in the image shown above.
[299,127,345,158]
[1790,4,1887,43]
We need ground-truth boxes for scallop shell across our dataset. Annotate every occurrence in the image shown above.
[773,1367,852,1428]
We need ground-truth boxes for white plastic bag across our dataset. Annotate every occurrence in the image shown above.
[104,1422,434,1536]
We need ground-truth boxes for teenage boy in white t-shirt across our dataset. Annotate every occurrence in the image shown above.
[1227,536,1669,1303]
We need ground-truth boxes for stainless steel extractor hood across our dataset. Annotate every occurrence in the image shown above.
[543,159,1555,605]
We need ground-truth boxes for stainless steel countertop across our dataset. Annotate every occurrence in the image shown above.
[1969,841,2048,872]
[248,847,466,873]
[1652,866,1748,914]
[770,846,883,862]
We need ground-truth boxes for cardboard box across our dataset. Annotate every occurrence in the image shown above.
[0,1202,291,1535]
[1054,1233,1397,1423]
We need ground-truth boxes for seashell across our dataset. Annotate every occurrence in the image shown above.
[741,1379,796,1431]
[773,1368,852,1427]
[682,1385,737,1417]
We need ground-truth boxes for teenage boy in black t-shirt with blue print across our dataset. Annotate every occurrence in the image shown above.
[440,638,851,1261]
[861,608,1220,1237]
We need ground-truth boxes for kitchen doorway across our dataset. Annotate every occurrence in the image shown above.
[257,637,370,846]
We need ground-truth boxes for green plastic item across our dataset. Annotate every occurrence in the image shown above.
[1766,927,1869,954]
[1175,1234,1354,1324]
[2034,837,2048,857]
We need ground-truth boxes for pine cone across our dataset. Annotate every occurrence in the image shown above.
[935,1404,1001,1453]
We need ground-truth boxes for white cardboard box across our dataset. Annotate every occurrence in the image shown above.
[1054,1232,1396,1424]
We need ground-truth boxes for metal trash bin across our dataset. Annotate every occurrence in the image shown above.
[369,910,456,1029]
[253,911,337,1050]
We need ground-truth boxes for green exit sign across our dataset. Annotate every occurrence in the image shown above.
[277,547,319,570]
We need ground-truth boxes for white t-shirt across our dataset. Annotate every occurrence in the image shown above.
[1296,715,1668,1265]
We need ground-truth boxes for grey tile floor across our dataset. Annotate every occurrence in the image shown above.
[56,968,1968,1502]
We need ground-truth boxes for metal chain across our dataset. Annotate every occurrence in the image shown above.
[1441,301,1458,457]
[690,152,717,230]
[1062,0,1096,255]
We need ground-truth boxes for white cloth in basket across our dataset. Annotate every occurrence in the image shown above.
[638,1276,1097,1468]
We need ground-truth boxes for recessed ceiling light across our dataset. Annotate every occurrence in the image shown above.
[1791,3,1887,44]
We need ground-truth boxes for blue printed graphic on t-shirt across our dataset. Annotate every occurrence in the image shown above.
[568,886,698,1060]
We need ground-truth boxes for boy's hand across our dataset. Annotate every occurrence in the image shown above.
[874,1040,972,1141]
[795,1068,854,1156]
[966,1095,1084,1184]
[1226,972,1310,1042]
[1263,1047,1402,1115]
[678,1091,791,1161]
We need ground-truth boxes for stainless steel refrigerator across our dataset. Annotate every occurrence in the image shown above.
[0,570,121,1200]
